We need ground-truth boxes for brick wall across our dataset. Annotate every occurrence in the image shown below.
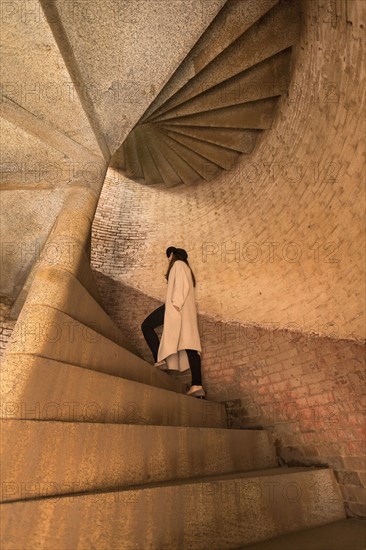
[90,0,366,520]
[90,277,365,519]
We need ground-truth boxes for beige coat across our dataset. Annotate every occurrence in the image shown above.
[157,260,201,371]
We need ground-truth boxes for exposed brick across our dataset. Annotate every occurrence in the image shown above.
[90,1,366,520]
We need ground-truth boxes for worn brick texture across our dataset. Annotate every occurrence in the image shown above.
[90,0,365,520]
[92,0,365,342]
[91,276,365,520]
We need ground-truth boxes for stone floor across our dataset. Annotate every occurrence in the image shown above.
[238,518,366,549]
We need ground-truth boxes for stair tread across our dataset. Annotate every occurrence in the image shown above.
[193,0,279,74]
[158,131,222,179]
[162,96,279,129]
[160,125,260,153]
[133,127,162,184]
[142,126,183,186]
[1,354,226,428]
[2,420,279,502]
[4,304,186,393]
[5,466,334,501]
[237,519,366,550]
[156,131,207,184]
[146,0,299,119]
[141,465,330,489]
[25,265,135,353]
[153,48,292,122]
[164,128,240,169]
[0,467,345,549]
[141,0,278,122]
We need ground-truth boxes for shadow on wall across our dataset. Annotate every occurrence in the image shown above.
[92,272,366,521]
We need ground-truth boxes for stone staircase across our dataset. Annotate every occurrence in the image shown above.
[1,0,365,547]
[0,170,364,550]
[1,338,362,549]
[111,0,301,187]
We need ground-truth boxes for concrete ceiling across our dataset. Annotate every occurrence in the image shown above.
[40,0,227,157]
[0,0,226,309]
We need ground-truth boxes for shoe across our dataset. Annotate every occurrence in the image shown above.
[154,360,167,370]
[186,385,206,397]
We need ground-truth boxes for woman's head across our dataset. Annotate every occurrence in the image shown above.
[165,246,196,287]
[166,246,188,262]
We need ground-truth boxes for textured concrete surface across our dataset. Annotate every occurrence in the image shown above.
[0,116,102,191]
[5,303,186,392]
[0,468,345,549]
[1,420,277,501]
[116,1,299,188]
[155,48,293,120]
[148,0,300,116]
[141,0,278,121]
[165,130,240,169]
[0,186,67,301]
[23,265,135,351]
[7,303,187,392]
[0,354,225,426]
[93,0,366,341]
[0,4,101,156]
[238,518,366,549]
[161,125,259,153]
[46,0,226,156]
[1,0,108,307]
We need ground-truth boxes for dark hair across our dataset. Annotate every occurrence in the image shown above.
[165,253,196,287]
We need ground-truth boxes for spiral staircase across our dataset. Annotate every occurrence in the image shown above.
[111,0,299,187]
[1,0,365,549]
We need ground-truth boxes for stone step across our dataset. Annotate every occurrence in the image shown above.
[140,0,278,122]
[4,306,186,394]
[151,130,218,185]
[162,96,279,129]
[237,518,366,549]
[133,127,162,184]
[153,48,292,122]
[123,132,145,182]
[1,354,225,427]
[164,129,240,170]
[0,467,346,550]
[1,420,278,502]
[22,265,136,353]
[192,0,279,75]
[160,125,260,153]
[157,132,222,180]
[142,127,183,187]
[145,0,299,120]
[37,232,103,308]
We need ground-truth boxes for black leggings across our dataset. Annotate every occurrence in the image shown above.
[141,305,202,386]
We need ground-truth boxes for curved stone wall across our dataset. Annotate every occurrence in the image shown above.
[92,0,365,342]
[91,0,366,519]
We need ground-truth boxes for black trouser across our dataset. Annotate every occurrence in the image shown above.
[141,305,202,386]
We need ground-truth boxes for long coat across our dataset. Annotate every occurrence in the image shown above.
[157,260,201,372]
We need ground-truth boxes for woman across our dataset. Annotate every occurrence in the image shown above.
[141,246,205,398]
